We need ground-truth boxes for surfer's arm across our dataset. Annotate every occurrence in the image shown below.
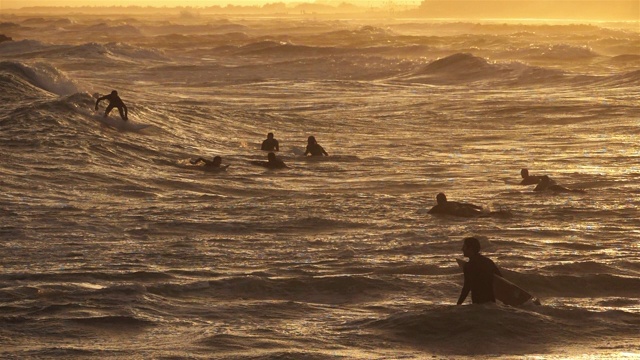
[95,95,107,110]
[320,146,328,156]
[457,284,470,305]
[457,267,471,305]
[493,264,503,278]
[190,157,207,165]
[123,103,128,118]
[461,202,482,210]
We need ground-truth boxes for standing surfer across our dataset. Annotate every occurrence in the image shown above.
[95,90,128,121]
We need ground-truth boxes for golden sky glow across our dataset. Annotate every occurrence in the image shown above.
[1,0,638,22]
[2,0,395,8]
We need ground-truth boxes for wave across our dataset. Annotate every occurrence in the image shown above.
[503,44,600,60]
[144,22,249,36]
[610,54,640,63]
[185,275,403,303]
[399,53,566,85]
[0,61,80,96]
[357,304,640,355]
[0,39,59,56]
[48,42,168,62]
[506,272,640,298]
[85,22,142,36]
[593,69,640,87]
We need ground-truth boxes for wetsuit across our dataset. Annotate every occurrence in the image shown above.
[304,143,327,156]
[96,93,127,120]
[428,202,482,217]
[261,138,279,151]
[463,253,502,304]
[520,175,543,185]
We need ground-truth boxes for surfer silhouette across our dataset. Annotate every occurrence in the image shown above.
[95,90,128,121]
[304,136,328,156]
[457,237,502,305]
[427,193,483,217]
[190,155,228,170]
[251,152,287,169]
[519,168,545,185]
[261,132,280,152]
[534,175,585,193]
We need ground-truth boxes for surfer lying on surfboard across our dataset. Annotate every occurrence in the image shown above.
[428,193,483,217]
[190,155,229,170]
[95,90,128,121]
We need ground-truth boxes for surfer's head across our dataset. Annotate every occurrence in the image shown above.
[521,168,529,178]
[267,132,274,139]
[436,192,447,205]
[213,156,222,166]
[462,237,481,256]
[268,152,276,162]
[307,136,316,145]
[111,90,118,96]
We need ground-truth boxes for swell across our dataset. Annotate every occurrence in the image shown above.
[358,304,640,355]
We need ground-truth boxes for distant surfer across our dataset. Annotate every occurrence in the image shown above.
[427,193,483,217]
[261,132,280,152]
[519,168,545,185]
[534,175,585,193]
[457,237,502,305]
[95,90,128,121]
[251,152,287,169]
[190,155,229,170]
[304,136,328,157]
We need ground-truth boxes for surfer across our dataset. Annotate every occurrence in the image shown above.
[95,90,128,121]
[519,168,545,185]
[304,136,328,157]
[457,237,502,305]
[190,155,229,170]
[261,132,280,152]
[534,175,585,193]
[251,152,287,169]
[427,193,483,217]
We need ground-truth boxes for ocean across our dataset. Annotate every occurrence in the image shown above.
[0,12,639,359]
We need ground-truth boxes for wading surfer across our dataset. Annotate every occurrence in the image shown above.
[304,136,328,157]
[457,237,502,305]
[261,132,280,152]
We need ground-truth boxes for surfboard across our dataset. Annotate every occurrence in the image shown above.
[93,114,151,131]
[456,258,540,306]
[291,146,306,156]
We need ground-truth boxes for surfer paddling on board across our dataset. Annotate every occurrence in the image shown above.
[304,136,328,157]
[261,132,280,152]
[519,168,547,185]
[457,237,502,305]
[190,155,229,170]
[534,175,585,193]
[95,90,128,121]
[427,193,483,217]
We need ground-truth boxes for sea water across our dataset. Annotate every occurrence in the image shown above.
[0,13,639,359]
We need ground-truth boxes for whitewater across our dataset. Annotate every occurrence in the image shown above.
[0,12,639,359]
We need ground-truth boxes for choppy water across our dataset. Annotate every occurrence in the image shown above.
[1,13,639,359]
